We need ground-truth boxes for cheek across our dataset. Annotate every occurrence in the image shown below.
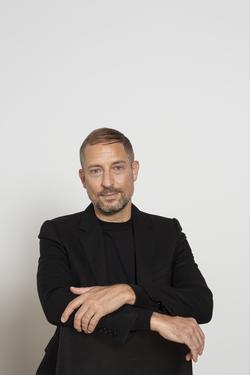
[120,177,134,193]
[86,181,100,196]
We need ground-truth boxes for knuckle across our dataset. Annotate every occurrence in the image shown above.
[93,302,103,313]
[75,311,81,319]
[91,318,99,328]
[82,324,87,332]
[194,343,200,351]
[190,343,198,352]
[94,310,103,319]
[192,350,198,358]
[189,317,196,323]
[88,299,97,306]
[81,317,87,326]
[187,326,193,335]
[189,318,198,328]
[190,321,197,329]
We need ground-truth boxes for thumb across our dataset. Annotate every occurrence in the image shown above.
[70,286,92,294]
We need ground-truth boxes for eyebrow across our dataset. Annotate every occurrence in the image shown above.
[87,160,127,170]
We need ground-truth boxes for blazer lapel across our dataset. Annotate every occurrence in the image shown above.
[78,203,107,285]
[131,203,154,290]
[78,202,154,290]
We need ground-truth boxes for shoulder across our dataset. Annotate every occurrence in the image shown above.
[45,210,83,224]
[38,210,83,238]
[137,207,183,235]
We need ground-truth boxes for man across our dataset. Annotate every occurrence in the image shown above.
[36,127,213,375]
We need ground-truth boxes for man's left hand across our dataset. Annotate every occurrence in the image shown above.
[60,284,135,333]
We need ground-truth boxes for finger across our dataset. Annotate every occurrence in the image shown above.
[193,327,204,356]
[74,305,89,332]
[61,296,84,322]
[192,329,203,354]
[70,286,93,294]
[186,351,198,362]
[187,328,201,355]
[197,326,205,355]
[182,340,197,362]
[185,352,192,361]
[191,321,205,355]
[187,336,200,362]
[81,309,96,333]
[186,339,197,362]
[87,312,102,333]
[188,322,203,357]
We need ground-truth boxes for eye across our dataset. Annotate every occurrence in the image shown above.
[113,165,124,171]
[90,168,101,175]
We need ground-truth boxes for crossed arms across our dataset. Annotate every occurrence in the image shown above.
[36,217,213,362]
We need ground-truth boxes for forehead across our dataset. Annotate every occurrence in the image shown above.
[84,142,129,165]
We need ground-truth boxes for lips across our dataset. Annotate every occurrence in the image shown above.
[101,192,118,196]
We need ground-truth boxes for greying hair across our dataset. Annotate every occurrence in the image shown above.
[79,127,134,168]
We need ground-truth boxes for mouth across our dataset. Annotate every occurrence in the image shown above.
[101,192,118,199]
[101,192,118,196]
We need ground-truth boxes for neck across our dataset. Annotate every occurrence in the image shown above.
[93,201,132,223]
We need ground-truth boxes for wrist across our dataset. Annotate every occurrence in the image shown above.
[125,284,136,305]
[150,312,164,332]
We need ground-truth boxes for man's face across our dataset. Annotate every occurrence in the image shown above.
[79,142,139,216]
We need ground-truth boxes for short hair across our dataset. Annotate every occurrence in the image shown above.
[79,127,135,168]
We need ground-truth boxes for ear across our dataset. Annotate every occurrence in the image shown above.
[79,169,86,188]
[132,160,139,181]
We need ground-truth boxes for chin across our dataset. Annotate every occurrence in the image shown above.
[97,200,129,215]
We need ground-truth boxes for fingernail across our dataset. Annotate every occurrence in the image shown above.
[61,316,66,322]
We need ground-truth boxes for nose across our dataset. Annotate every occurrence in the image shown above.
[101,170,114,189]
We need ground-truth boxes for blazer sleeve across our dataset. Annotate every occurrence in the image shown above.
[36,220,155,344]
[128,218,213,324]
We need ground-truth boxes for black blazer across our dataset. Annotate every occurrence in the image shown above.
[36,202,213,375]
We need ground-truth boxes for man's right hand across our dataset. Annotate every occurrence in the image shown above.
[150,312,205,362]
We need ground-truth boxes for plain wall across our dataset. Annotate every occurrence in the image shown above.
[0,1,249,374]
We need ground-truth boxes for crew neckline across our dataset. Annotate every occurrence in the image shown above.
[97,216,132,231]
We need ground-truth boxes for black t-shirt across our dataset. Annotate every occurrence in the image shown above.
[97,215,153,330]
[97,216,136,284]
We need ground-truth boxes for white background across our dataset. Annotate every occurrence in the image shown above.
[0,1,249,374]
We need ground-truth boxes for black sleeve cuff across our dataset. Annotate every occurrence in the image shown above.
[128,284,160,309]
[131,308,153,331]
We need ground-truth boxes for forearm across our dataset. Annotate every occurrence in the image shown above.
[126,231,214,324]
[127,282,213,324]
[38,284,156,343]
[144,284,213,324]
